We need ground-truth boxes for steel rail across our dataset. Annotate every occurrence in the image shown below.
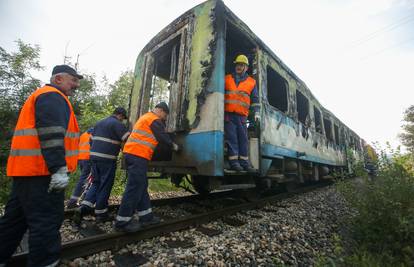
[9,182,331,266]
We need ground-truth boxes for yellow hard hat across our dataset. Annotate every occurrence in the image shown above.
[233,54,249,65]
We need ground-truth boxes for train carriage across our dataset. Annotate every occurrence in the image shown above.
[128,0,365,193]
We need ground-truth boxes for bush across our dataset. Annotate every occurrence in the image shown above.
[337,145,414,266]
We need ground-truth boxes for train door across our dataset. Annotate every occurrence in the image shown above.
[224,21,261,171]
[138,26,188,133]
[138,26,188,160]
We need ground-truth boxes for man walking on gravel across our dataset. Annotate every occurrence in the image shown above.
[114,102,180,232]
[75,107,130,223]
[0,65,82,267]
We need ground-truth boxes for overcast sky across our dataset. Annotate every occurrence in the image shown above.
[1,0,413,149]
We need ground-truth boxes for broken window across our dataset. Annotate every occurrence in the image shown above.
[324,118,333,141]
[313,106,322,134]
[296,90,309,125]
[334,124,340,145]
[225,22,256,76]
[266,66,288,113]
[148,35,181,111]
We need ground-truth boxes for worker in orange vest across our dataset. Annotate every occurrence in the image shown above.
[66,127,93,209]
[114,102,179,232]
[0,65,82,267]
[225,54,260,172]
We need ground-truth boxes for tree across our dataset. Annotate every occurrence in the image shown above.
[399,105,414,153]
[0,40,43,162]
[108,70,134,109]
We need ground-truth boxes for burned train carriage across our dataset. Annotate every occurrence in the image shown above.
[128,0,364,193]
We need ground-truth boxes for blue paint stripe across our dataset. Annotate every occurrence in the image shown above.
[262,143,343,166]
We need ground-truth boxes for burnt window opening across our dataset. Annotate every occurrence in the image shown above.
[340,129,346,146]
[225,21,256,77]
[266,66,288,113]
[296,90,309,125]
[148,35,181,111]
[334,124,340,145]
[324,118,333,141]
[313,107,322,134]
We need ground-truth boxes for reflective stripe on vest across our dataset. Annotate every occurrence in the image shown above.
[7,85,80,176]
[123,112,159,160]
[78,132,92,160]
[224,74,256,117]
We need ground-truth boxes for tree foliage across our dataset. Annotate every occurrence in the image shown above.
[400,105,414,153]
[0,40,43,163]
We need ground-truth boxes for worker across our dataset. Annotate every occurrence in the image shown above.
[0,65,82,267]
[66,127,93,209]
[74,107,130,223]
[225,54,260,172]
[114,102,179,232]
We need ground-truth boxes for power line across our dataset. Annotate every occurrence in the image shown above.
[359,36,414,61]
[350,13,414,47]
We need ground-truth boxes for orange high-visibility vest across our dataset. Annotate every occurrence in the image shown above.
[123,112,159,160]
[224,74,256,117]
[78,131,92,160]
[7,85,80,176]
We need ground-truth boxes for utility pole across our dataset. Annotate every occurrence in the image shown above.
[63,41,71,64]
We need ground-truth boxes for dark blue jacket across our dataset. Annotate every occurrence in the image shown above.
[90,115,129,161]
[150,119,173,146]
[35,84,70,174]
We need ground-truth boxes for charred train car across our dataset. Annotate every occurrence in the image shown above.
[128,0,365,193]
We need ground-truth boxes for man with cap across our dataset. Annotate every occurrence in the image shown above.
[224,54,260,172]
[74,107,130,223]
[0,65,82,266]
[66,127,94,209]
[114,102,179,232]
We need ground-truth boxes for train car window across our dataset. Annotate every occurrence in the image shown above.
[266,66,288,113]
[148,35,181,110]
[296,90,309,125]
[324,118,333,141]
[334,124,340,145]
[313,107,322,133]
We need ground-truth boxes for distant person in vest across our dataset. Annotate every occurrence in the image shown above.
[66,127,93,209]
[225,54,260,172]
[74,107,130,223]
[114,102,180,232]
[0,65,82,267]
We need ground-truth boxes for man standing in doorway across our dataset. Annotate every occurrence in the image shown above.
[114,102,179,232]
[225,54,260,172]
[0,65,82,266]
[75,107,130,223]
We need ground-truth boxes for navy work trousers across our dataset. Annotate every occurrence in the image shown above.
[68,160,91,204]
[115,153,152,226]
[224,112,249,167]
[0,176,64,267]
[82,160,116,216]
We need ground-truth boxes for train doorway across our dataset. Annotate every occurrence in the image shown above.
[224,21,260,172]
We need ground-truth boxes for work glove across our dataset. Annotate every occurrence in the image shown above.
[254,112,261,122]
[48,166,69,192]
[172,142,180,152]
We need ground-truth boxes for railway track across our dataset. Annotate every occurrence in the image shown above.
[9,182,331,266]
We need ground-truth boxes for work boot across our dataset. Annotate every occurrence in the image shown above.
[96,213,112,224]
[114,218,141,233]
[242,165,256,173]
[66,201,78,210]
[72,207,84,225]
[140,216,161,227]
[230,164,243,172]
